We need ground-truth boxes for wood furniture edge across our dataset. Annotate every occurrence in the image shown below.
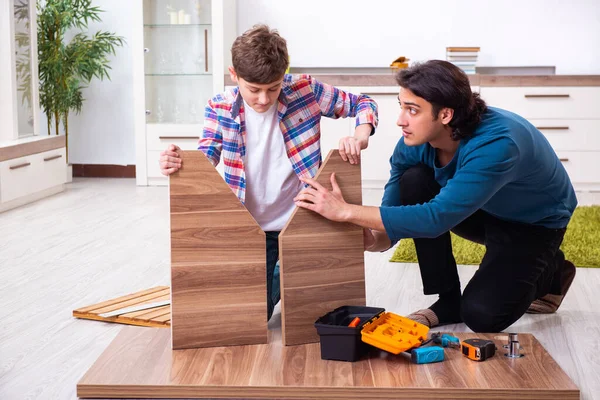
[0,136,65,162]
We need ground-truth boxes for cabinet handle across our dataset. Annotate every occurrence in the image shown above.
[536,126,569,130]
[9,162,31,170]
[524,94,570,98]
[159,136,199,140]
[44,155,63,162]
[559,158,569,162]
[204,29,209,72]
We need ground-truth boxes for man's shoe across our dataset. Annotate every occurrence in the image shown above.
[406,308,440,328]
[527,260,576,314]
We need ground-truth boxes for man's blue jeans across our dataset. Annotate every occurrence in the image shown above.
[265,231,281,321]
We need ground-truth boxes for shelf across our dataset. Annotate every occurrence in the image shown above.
[145,73,212,76]
[144,24,211,28]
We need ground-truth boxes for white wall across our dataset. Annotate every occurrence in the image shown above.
[41,0,136,165]
[38,0,600,166]
[237,0,600,75]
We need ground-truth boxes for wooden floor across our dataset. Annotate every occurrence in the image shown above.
[0,178,599,399]
[78,328,578,399]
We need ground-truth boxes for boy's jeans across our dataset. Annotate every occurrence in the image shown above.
[265,231,281,320]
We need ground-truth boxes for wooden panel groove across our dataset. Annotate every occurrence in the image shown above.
[169,151,267,349]
[279,150,366,346]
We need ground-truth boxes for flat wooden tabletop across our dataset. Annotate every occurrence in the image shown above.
[78,326,579,399]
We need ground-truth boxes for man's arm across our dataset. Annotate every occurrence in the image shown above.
[197,100,223,167]
[296,137,520,245]
[380,138,520,240]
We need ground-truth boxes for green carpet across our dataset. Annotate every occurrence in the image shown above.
[390,206,600,268]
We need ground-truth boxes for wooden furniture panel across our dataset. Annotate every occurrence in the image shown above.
[73,286,171,328]
[279,150,366,346]
[0,135,65,162]
[170,150,267,349]
[480,75,600,87]
[78,327,580,399]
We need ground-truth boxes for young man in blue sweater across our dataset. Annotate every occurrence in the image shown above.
[294,60,577,332]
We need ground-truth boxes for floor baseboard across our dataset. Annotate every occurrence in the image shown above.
[72,164,136,178]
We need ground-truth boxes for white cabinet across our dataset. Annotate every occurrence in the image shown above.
[478,87,600,120]
[480,86,600,193]
[134,0,237,186]
[0,1,67,213]
[0,145,67,212]
[319,111,353,156]
[359,92,398,185]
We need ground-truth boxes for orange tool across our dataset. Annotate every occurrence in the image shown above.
[348,317,361,327]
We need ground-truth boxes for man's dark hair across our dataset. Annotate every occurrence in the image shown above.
[231,24,289,84]
[395,60,487,140]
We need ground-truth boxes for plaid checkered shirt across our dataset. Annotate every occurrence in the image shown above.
[198,74,378,203]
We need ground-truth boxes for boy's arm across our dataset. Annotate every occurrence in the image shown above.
[309,76,378,127]
[310,76,378,163]
[197,100,223,167]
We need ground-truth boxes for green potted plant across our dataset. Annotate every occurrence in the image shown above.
[37,0,125,163]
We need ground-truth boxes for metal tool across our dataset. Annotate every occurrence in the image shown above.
[432,333,461,349]
[411,346,445,364]
[461,338,496,361]
[99,300,170,318]
[504,332,525,358]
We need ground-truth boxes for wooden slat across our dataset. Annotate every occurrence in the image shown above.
[89,292,169,315]
[73,286,172,328]
[121,305,171,320]
[169,151,267,349]
[77,327,580,399]
[279,150,366,346]
[75,286,168,313]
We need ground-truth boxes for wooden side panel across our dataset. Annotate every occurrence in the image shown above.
[279,150,366,346]
[169,151,267,349]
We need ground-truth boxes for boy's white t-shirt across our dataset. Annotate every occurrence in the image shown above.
[242,100,305,231]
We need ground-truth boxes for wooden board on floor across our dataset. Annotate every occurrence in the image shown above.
[73,286,171,328]
[77,327,580,399]
[279,150,366,346]
[169,151,267,349]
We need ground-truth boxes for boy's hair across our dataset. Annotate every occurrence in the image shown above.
[231,24,289,84]
[396,60,487,140]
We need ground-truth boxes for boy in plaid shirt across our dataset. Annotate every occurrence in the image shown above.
[159,25,378,321]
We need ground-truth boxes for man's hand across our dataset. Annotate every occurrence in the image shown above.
[338,124,371,164]
[159,144,182,176]
[294,173,350,222]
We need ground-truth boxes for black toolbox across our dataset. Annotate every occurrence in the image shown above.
[314,305,385,362]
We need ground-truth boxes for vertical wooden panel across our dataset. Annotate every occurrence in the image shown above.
[279,150,366,346]
[170,151,267,349]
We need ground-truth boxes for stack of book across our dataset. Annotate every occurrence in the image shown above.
[446,47,480,74]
